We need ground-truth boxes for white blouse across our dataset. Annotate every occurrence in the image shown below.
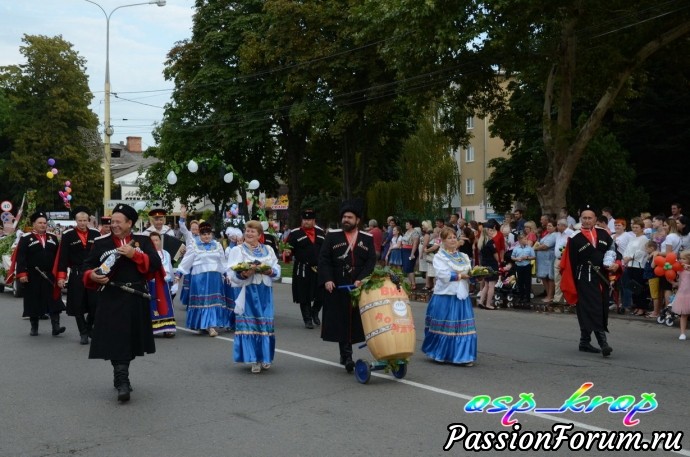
[432,249,472,299]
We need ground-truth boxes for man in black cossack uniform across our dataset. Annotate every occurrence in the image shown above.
[560,204,614,357]
[55,206,101,345]
[15,211,66,337]
[287,209,325,329]
[318,200,377,372]
[83,204,162,402]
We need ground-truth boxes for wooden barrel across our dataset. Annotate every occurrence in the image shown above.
[358,278,416,361]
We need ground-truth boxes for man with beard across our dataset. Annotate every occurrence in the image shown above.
[84,203,162,402]
[15,211,66,336]
[286,209,325,329]
[318,200,377,373]
[143,208,184,261]
[56,207,101,344]
[560,205,614,357]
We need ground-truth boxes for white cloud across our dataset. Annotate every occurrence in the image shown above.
[0,0,195,147]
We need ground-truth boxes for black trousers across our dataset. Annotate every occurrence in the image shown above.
[516,265,532,301]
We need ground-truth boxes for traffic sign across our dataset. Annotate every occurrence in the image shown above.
[0,201,12,212]
[1,212,13,223]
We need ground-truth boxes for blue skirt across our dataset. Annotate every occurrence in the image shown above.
[233,284,275,364]
[401,248,415,273]
[422,294,477,364]
[185,271,231,330]
[388,248,402,266]
[148,280,176,335]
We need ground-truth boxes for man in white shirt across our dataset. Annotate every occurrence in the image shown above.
[554,219,573,304]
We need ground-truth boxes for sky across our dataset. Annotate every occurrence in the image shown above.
[0,0,196,150]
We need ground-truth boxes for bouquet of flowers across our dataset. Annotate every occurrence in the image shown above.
[469,266,496,277]
[231,260,272,273]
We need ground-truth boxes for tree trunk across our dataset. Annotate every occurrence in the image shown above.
[539,17,690,214]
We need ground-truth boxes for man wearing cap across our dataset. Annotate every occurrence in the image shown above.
[318,200,377,372]
[286,209,325,329]
[99,216,111,236]
[144,208,184,261]
[56,207,102,344]
[83,203,162,402]
[560,205,615,357]
[15,211,66,336]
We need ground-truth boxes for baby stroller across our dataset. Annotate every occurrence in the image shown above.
[657,293,679,327]
[494,262,518,308]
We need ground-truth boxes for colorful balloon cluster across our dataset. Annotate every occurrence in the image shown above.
[46,158,59,179]
[653,253,682,281]
[57,180,73,209]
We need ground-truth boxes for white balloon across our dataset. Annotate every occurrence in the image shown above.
[248,179,260,190]
[223,172,234,183]
[167,170,178,185]
[187,160,198,173]
[134,201,146,211]
[260,221,269,231]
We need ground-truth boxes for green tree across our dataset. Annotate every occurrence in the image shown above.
[360,0,690,213]
[0,35,100,211]
[142,0,280,225]
[367,112,460,224]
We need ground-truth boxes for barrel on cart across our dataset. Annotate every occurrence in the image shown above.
[353,277,415,383]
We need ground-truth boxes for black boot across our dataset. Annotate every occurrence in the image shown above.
[112,361,132,402]
[578,329,601,353]
[29,317,39,336]
[75,315,89,345]
[594,331,613,357]
[339,342,354,373]
[311,303,321,326]
[50,314,66,336]
[300,303,314,329]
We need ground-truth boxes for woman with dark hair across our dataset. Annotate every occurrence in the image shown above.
[176,222,230,337]
[401,220,420,289]
[477,224,500,310]
[676,215,690,252]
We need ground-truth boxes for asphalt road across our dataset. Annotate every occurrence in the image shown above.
[1,284,688,457]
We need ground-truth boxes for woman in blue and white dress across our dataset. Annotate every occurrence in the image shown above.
[177,205,200,308]
[227,220,281,374]
[422,227,477,366]
[176,222,230,337]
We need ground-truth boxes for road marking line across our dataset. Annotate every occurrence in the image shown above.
[175,327,689,455]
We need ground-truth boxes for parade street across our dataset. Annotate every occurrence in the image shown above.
[1,284,688,457]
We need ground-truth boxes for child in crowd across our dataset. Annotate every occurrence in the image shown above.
[643,241,660,318]
[671,250,690,340]
[385,226,403,267]
[511,234,536,305]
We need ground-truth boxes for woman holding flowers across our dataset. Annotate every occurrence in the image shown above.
[421,227,477,366]
[176,222,230,337]
[227,220,281,373]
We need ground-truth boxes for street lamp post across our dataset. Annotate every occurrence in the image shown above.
[84,0,166,215]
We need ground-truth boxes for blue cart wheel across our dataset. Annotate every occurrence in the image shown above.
[391,363,407,379]
[354,359,371,384]
[656,315,665,325]
[665,316,675,327]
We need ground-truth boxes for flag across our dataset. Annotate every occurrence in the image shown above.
[13,193,26,229]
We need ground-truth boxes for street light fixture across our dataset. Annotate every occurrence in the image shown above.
[84,0,166,215]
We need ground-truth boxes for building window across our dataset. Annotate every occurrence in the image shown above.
[466,210,475,222]
[466,178,475,195]
[465,146,475,163]
[466,116,474,129]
